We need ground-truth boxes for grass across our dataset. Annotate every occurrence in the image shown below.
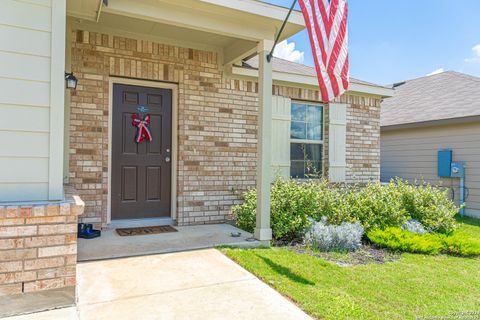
[221,217,480,320]
[455,215,480,239]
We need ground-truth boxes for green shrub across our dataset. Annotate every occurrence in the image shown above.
[269,179,319,240]
[232,178,459,241]
[367,227,442,254]
[396,179,458,234]
[367,227,480,256]
[233,179,319,240]
[345,183,408,231]
[234,188,257,234]
[441,235,480,256]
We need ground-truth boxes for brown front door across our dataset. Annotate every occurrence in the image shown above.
[111,84,172,220]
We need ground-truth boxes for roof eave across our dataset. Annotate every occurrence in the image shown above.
[381,115,480,131]
[69,0,305,43]
[231,66,394,98]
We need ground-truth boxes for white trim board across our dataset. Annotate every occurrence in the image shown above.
[48,0,67,200]
[107,77,178,225]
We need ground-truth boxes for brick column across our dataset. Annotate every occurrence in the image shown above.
[0,187,84,296]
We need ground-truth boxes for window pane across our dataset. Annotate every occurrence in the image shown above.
[290,143,323,179]
[306,105,322,123]
[307,123,322,140]
[305,144,322,162]
[290,103,323,179]
[291,143,322,161]
[291,103,306,121]
[290,161,305,179]
[290,121,306,139]
[305,161,322,178]
[290,143,305,160]
[306,105,322,140]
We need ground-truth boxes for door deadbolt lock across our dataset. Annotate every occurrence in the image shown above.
[165,156,171,162]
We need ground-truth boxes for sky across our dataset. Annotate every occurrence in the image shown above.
[265,0,480,85]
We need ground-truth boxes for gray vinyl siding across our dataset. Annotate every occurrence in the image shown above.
[381,122,480,218]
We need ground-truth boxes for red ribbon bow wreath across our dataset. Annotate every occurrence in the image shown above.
[131,114,153,143]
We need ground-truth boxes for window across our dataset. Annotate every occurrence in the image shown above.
[290,102,323,179]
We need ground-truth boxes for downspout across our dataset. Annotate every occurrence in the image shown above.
[459,175,465,217]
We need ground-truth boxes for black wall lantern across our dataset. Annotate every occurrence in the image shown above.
[65,72,78,89]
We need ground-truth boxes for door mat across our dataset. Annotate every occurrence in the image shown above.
[116,225,178,237]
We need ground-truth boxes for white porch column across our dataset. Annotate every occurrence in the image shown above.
[254,40,274,243]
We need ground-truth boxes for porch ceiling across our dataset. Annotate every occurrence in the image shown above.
[67,0,305,66]
[83,12,239,48]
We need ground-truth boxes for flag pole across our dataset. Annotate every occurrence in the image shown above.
[266,0,298,63]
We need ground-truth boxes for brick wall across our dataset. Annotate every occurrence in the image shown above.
[0,187,84,296]
[335,94,381,183]
[69,29,381,227]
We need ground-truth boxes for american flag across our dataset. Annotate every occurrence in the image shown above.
[298,0,349,102]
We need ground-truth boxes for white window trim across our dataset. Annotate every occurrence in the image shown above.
[290,101,325,179]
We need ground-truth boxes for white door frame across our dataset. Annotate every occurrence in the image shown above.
[107,77,178,224]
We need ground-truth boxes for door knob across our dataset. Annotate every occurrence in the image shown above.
[165,156,171,162]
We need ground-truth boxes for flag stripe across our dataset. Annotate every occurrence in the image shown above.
[303,0,335,98]
[317,0,331,38]
[299,0,330,101]
[327,2,348,75]
[327,0,346,57]
[309,0,328,65]
[333,15,348,87]
[303,0,336,99]
[311,0,341,97]
[299,0,349,102]
[335,2,349,90]
[328,0,339,38]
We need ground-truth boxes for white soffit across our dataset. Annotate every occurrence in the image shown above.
[67,0,306,65]
[67,0,305,42]
[100,13,237,48]
[67,0,100,21]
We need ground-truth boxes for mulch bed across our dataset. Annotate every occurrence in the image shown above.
[273,239,400,266]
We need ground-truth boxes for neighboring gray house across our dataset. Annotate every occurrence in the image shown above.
[381,71,480,218]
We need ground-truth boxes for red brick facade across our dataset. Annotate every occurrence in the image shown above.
[69,29,381,228]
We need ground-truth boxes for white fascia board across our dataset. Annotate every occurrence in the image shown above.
[231,66,394,98]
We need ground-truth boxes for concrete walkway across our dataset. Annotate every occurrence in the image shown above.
[5,249,311,320]
[78,224,258,261]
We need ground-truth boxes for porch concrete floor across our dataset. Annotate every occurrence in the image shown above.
[78,223,258,261]
[5,249,311,320]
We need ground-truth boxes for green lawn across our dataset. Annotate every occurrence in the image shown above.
[455,215,480,239]
[222,217,480,320]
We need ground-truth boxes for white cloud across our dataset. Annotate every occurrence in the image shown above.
[464,44,480,63]
[426,68,444,76]
[474,44,480,56]
[273,40,305,63]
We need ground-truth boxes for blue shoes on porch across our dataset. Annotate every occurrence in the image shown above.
[78,223,101,239]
